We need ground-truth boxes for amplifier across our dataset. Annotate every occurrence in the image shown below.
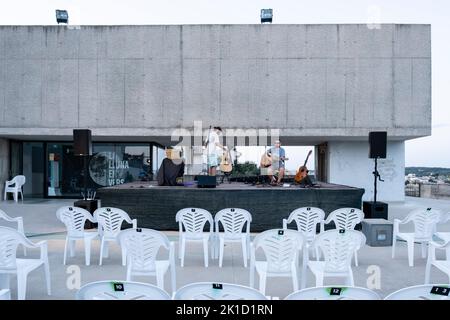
[197,175,217,188]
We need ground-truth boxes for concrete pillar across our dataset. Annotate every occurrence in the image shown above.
[0,139,9,198]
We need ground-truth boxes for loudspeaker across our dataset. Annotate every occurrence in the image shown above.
[197,175,216,188]
[363,201,388,219]
[369,131,387,159]
[73,129,92,156]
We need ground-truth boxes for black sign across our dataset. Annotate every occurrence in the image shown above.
[430,286,449,296]
[329,288,342,296]
[113,283,124,292]
[212,283,223,290]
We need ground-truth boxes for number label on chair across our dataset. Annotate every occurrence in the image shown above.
[328,287,343,296]
[113,282,125,292]
[278,230,284,235]
[339,229,346,234]
[136,228,142,232]
[212,283,223,290]
[430,286,449,296]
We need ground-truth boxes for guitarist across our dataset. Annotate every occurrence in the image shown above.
[267,140,287,186]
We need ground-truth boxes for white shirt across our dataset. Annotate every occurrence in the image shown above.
[207,131,221,155]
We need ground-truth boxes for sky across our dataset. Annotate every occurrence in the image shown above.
[0,0,449,168]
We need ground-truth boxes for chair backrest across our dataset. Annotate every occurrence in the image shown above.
[56,206,92,237]
[327,208,364,230]
[76,280,171,300]
[252,229,303,273]
[286,207,325,240]
[0,227,27,270]
[313,230,366,273]
[94,207,132,237]
[118,228,169,272]
[406,208,443,239]
[175,208,213,236]
[0,209,13,222]
[285,286,381,300]
[215,208,252,236]
[174,282,267,300]
[385,284,450,300]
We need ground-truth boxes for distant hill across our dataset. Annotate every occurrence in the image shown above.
[405,167,450,176]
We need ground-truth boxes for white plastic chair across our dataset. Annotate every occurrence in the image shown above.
[0,289,11,300]
[175,208,214,267]
[321,208,364,266]
[214,208,252,267]
[283,207,325,260]
[249,229,304,295]
[76,280,171,300]
[174,282,267,300]
[285,286,381,300]
[56,206,99,266]
[434,212,450,259]
[93,207,137,266]
[308,229,366,287]
[385,284,450,300]
[392,208,443,267]
[0,209,27,256]
[118,228,176,293]
[0,226,51,300]
[4,175,25,202]
[425,239,450,284]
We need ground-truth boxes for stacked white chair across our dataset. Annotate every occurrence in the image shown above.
[285,286,380,300]
[321,208,364,266]
[434,212,450,258]
[250,229,304,295]
[385,284,450,300]
[56,206,99,266]
[176,208,214,267]
[0,209,27,256]
[93,207,137,266]
[76,280,171,300]
[307,229,366,287]
[0,226,51,300]
[214,208,252,267]
[174,282,267,300]
[392,207,443,267]
[118,228,176,293]
[425,239,450,283]
[4,175,25,202]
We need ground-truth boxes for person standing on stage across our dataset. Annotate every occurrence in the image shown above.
[267,140,287,185]
[206,126,227,176]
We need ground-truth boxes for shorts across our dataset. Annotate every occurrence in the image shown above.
[207,154,219,167]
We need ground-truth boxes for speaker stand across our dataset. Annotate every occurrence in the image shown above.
[372,157,384,204]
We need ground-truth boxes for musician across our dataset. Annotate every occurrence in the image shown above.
[206,126,227,176]
[267,140,286,185]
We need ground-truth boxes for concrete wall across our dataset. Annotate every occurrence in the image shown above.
[0,138,9,197]
[0,24,431,143]
[328,141,405,202]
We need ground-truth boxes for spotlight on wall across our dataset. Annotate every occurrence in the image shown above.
[260,9,273,24]
[56,10,69,24]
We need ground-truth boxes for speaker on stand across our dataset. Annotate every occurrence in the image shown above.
[363,131,388,220]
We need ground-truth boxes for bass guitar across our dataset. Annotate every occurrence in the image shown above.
[294,150,312,184]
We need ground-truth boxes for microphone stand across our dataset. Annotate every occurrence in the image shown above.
[206,125,212,176]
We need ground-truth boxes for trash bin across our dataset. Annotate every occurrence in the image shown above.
[74,199,98,229]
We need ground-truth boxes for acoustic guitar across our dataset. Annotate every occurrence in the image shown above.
[294,150,312,184]
[220,149,233,173]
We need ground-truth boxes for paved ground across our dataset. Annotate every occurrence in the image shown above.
[0,196,449,300]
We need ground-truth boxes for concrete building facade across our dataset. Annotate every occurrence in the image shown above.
[0,24,431,201]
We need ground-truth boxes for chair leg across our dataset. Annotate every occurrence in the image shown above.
[180,238,186,267]
[354,251,359,267]
[84,238,92,266]
[392,236,397,258]
[219,238,225,268]
[425,262,432,284]
[259,273,267,295]
[44,262,51,295]
[407,240,414,267]
[121,245,127,266]
[17,271,27,300]
[292,267,299,292]
[315,272,324,287]
[421,242,427,259]
[126,265,132,281]
[156,271,164,290]
[203,238,209,267]
[241,237,248,268]
[99,238,105,266]
[63,238,69,265]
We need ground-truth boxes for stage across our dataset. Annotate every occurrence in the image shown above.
[96,181,364,232]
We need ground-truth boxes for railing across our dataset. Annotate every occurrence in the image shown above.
[405,183,450,199]
[405,184,421,197]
